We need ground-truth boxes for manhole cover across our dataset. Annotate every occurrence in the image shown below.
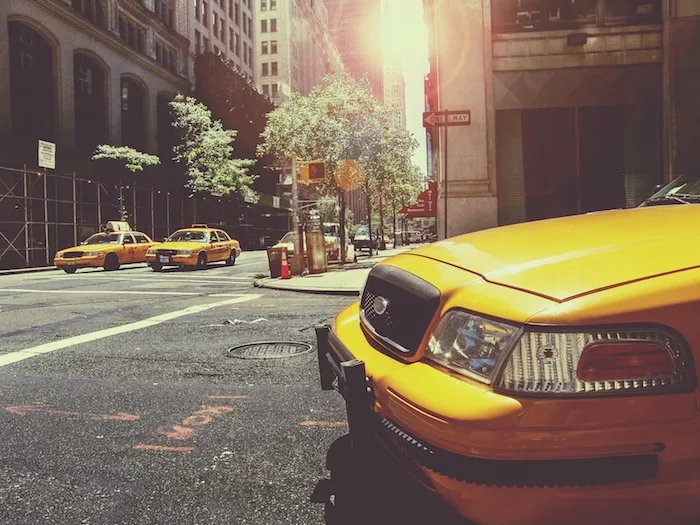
[227,341,313,359]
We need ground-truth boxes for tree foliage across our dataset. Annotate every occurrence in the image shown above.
[170,94,256,201]
[91,145,160,173]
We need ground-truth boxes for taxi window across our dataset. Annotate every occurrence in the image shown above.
[133,233,149,243]
[210,231,220,242]
[168,230,207,242]
[218,230,230,241]
[122,234,135,244]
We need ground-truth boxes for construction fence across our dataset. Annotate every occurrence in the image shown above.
[0,165,289,269]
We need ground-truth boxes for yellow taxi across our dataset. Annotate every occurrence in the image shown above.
[318,179,700,525]
[145,225,241,271]
[54,231,155,273]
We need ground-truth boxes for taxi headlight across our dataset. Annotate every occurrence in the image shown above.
[86,251,103,257]
[147,248,156,255]
[55,251,64,258]
[427,310,521,384]
[178,249,193,256]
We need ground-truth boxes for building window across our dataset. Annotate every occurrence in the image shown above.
[491,0,660,33]
[195,0,201,20]
[195,29,202,54]
[271,62,277,76]
[229,28,234,51]
[270,18,277,32]
[270,40,277,54]
[234,2,240,25]
[228,0,233,18]
[213,12,218,32]
[220,21,225,41]
[270,0,276,9]
[204,36,210,52]
[261,19,268,32]
[156,41,177,72]
[234,33,240,56]
[203,1,209,24]
[154,0,174,27]
[261,41,268,54]
[262,63,269,76]
[118,16,145,53]
[121,78,146,151]
[261,0,267,10]
[71,0,106,27]
[74,54,106,151]
[262,84,269,95]
[271,83,278,97]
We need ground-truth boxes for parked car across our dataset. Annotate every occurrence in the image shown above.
[273,230,355,263]
[145,225,241,271]
[352,226,385,251]
[317,192,700,525]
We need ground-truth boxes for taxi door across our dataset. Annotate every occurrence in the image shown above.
[132,233,151,262]
[121,233,137,263]
[209,230,223,261]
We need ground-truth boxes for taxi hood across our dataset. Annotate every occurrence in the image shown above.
[409,206,700,302]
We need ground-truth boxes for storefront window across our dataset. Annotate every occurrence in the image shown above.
[492,0,660,33]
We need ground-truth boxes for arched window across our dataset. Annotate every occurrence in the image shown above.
[156,94,174,162]
[120,77,146,151]
[74,54,106,151]
[8,21,55,141]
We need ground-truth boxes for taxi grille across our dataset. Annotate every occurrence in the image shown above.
[63,251,83,258]
[156,249,178,256]
[360,265,440,357]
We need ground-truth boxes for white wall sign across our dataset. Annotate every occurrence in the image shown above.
[38,140,56,170]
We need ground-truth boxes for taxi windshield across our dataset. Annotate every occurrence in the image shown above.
[167,230,208,242]
[90,233,122,244]
[641,174,700,206]
[279,232,296,244]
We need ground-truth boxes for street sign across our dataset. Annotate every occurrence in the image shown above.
[38,140,56,169]
[400,181,437,218]
[423,110,471,128]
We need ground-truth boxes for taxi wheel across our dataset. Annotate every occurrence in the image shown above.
[63,267,77,274]
[104,253,120,271]
[225,250,236,266]
[196,252,207,269]
[149,263,162,272]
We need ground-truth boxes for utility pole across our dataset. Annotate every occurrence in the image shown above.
[290,153,303,275]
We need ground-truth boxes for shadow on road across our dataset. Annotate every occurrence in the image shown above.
[310,434,474,525]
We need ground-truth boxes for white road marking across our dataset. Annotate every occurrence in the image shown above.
[0,288,203,296]
[0,294,261,367]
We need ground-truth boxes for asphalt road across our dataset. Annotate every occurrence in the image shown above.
[0,250,468,525]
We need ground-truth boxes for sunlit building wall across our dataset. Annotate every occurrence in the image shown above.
[383,57,406,129]
[253,0,343,103]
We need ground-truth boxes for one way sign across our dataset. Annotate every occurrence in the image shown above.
[423,110,471,128]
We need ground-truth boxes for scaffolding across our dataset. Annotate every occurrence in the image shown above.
[0,165,186,269]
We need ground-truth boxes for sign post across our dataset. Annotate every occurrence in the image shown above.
[423,110,471,239]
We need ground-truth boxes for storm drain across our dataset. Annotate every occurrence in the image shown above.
[227,341,313,359]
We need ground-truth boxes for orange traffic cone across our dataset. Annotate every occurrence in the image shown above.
[280,248,291,279]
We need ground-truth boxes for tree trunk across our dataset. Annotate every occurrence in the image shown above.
[366,191,373,256]
[378,192,385,250]
[392,200,398,247]
[339,189,347,264]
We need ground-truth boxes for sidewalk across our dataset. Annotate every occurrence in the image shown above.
[254,245,422,295]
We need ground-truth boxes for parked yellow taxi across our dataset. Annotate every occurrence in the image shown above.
[318,190,700,524]
[145,225,241,271]
[54,231,155,273]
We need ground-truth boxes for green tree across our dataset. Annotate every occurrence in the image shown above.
[92,145,161,222]
[169,94,256,202]
[259,73,386,261]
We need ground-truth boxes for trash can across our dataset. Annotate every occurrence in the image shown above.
[267,246,285,278]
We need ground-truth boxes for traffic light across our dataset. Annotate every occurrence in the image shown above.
[298,160,325,184]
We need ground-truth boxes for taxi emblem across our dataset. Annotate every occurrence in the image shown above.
[373,296,389,316]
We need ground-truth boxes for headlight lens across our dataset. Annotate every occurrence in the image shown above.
[85,251,103,257]
[56,252,64,258]
[427,310,521,383]
[178,249,193,256]
[147,248,156,255]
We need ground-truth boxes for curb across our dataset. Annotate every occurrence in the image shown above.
[253,278,361,296]
[0,266,58,277]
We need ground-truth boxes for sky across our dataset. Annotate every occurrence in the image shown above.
[381,0,430,175]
